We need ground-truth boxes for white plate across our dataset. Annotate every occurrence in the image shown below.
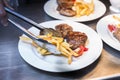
[18,20,103,72]
[44,0,106,22]
[96,14,120,51]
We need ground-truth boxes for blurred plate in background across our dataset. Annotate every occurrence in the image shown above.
[44,0,106,22]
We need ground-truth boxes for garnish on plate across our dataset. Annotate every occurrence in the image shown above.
[107,15,120,42]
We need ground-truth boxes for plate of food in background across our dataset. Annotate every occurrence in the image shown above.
[44,0,106,22]
[96,14,120,51]
[18,20,103,72]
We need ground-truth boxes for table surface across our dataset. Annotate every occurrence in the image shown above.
[0,0,120,80]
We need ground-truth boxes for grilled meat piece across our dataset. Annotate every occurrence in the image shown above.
[57,0,74,10]
[66,31,88,50]
[55,23,88,49]
[55,23,73,38]
[57,0,76,17]
[113,28,120,42]
[59,8,76,17]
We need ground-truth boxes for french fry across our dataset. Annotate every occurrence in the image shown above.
[20,36,51,55]
[117,24,120,28]
[87,0,94,15]
[40,48,48,55]
[59,45,71,55]
[113,15,120,22]
[32,41,51,55]
[80,8,87,16]
[73,0,94,17]
[19,36,32,43]
[112,15,120,28]
[20,31,81,64]
[61,51,69,57]
[68,55,72,64]
[61,42,79,57]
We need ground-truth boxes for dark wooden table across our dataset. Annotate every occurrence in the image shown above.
[0,0,120,80]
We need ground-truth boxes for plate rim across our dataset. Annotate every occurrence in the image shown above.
[96,14,120,51]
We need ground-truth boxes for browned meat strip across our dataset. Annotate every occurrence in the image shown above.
[59,8,76,17]
[55,23,73,38]
[57,0,76,17]
[57,0,74,10]
[113,28,120,41]
[66,31,88,50]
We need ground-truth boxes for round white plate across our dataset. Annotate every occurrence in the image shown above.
[44,0,106,22]
[96,14,120,51]
[18,20,103,72]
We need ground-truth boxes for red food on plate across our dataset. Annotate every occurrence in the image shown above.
[77,45,88,56]
[108,24,120,42]
[108,24,116,32]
